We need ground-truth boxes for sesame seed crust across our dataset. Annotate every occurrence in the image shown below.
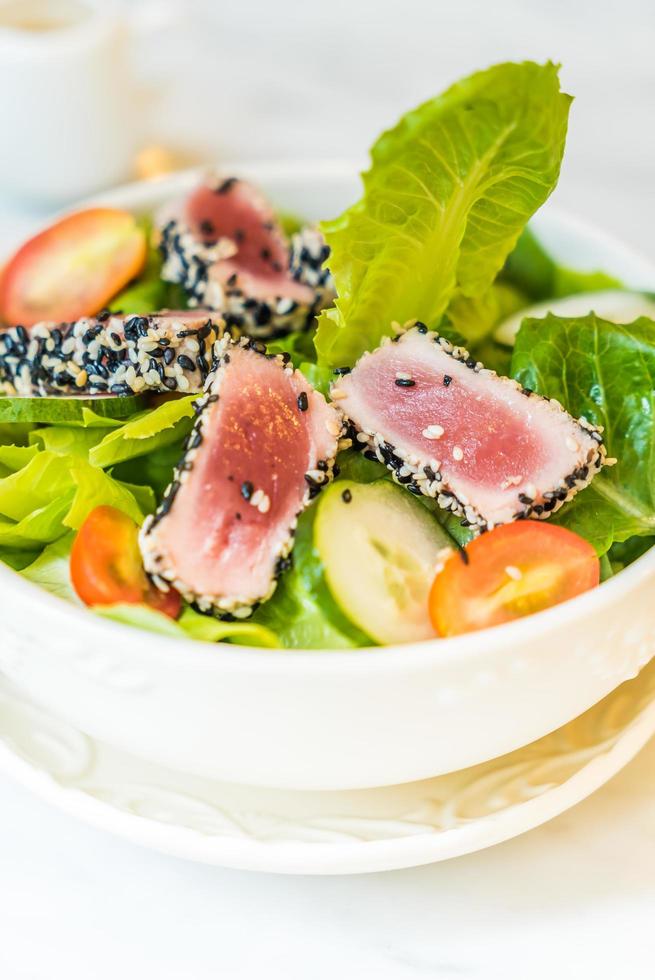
[159,219,336,340]
[333,325,608,533]
[139,335,343,618]
[0,313,226,397]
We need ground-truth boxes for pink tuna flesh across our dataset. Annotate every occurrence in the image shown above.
[336,328,605,530]
[141,340,341,612]
[174,177,314,306]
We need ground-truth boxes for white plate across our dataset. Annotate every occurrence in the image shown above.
[1,659,654,875]
[1,164,655,791]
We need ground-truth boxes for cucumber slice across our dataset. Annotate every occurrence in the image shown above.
[0,394,147,425]
[314,480,452,645]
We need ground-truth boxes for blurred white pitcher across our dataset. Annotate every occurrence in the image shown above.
[0,0,141,202]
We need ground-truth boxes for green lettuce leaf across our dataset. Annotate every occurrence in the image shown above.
[501,226,622,301]
[177,607,279,648]
[0,452,75,521]
[0,443,40,474]
[0,547,40,570]
[0,494,74,549]
[20,532,77,600]
[30,426,112,458]
[94,603,280,647]
[315,61,571,368]
[251,509,373,648]
[512,313,655,553]
[445,281,528,345]
[89,396,196,468]
[63,459,149,528]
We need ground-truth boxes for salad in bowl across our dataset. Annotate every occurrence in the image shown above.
[0,59,654,659]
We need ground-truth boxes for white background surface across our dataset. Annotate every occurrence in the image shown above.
[1,1,654,977]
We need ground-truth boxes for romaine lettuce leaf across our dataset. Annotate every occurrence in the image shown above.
[512,313,655,553]
[315,61,571,368]
[89,396,196,468]
[445,281,528,345]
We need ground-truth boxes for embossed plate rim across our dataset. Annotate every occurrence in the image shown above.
[0,663,653,874]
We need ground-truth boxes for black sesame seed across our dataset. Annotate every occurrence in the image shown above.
[342,489,352,503]
[260,248,271,262]
[241,481,254,501]
[255,304,271,327]
[163,377,178,391]
[415,322,428,334]
[177,354,196,372]
[227,273,238,287]
[297,392,309,412]
[163,347,175,366]
[443,375,452,387]
[216,176,238,194]
[200,219,215,237]
[395,378,416,387]
[333,366,351,376]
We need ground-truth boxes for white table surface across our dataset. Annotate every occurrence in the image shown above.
[1,1,654,977]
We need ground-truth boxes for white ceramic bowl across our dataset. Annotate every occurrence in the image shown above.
[1,163,654,792]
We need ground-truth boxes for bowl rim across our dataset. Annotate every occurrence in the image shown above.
[2,160,655,673]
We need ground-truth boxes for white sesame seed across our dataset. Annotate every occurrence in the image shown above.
[326,418,342,437]
[395,371,412,381]
[330,387,347,400]
[250,489,264,507]
[75,370,88,388]
[452,446,464,461]
[505,565,523,581]
[258,494,271,514]
[604,456,618,466]
[422,424,444,440]
[524,482,537,499]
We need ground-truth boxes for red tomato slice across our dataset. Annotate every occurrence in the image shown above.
[71,506,181,619]
[429,521,600,637]
[0,208,146,327]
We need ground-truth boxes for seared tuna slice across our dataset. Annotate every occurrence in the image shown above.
[158,175,335,338]
[140,336,343,617]
[335,326,606,531]
[0,311,224,397]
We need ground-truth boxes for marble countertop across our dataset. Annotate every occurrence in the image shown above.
[0,740,654,979]
[1,1,654,976]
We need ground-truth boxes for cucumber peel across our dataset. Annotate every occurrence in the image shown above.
[314,479,452,645]
[0,394,147,425]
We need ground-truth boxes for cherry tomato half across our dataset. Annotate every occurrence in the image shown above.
[429,521,600,637]
[0,208,146,327]
[70,506,180,619]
